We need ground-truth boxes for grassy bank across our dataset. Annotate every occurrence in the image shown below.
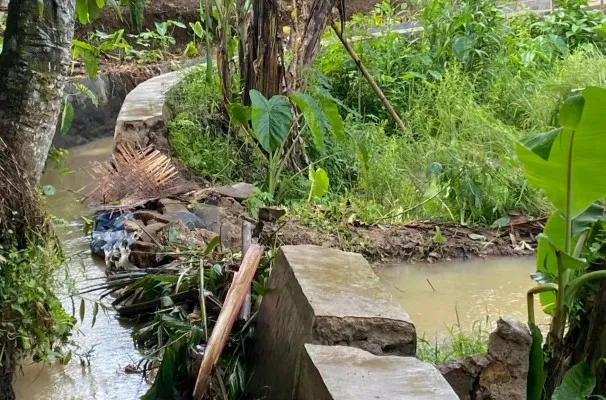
[167,0,606,228]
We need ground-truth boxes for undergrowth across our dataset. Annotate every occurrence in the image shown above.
[166,0,606,227]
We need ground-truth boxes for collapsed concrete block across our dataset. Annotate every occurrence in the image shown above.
[248,245,416,399]
[298,344,459,400]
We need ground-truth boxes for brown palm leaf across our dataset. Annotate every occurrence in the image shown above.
[82,144,193,209]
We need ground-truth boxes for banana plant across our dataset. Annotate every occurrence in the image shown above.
[517,86,606,399]
[228,89,343,198]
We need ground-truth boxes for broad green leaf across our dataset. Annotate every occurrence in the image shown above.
[74,83,99,107]
[559,95,585,129]
[141,347,178,399]
[38,0,44,17]
[527,324,545,400]
[538,233,587,271]
[309,168,329,199]
[87,0,102,21]
[519,128,561,161]
[227,103,251,127]
[190,21,204,38]
[61,101,74,135]
[172,21,187,29]
[453,35,473,60]
[468,233,486,241]
[155,22,168,36]
[516,87,606,219]
[95,0,105,8]
[75,0,89,24]
[552,361,595,400]
[319,95,344,142]
[250,90,292,153]
[535,205,602,313]
[290,91,329,149]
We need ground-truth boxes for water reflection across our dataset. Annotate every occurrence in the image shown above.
[376,257,550,339]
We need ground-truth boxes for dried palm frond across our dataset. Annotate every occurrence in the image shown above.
[82,144,194,210]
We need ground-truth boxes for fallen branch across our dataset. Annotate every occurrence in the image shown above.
[114,289,199,318]
[193,244,264,399]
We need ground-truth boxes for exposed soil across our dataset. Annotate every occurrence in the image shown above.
[269,218,542,263]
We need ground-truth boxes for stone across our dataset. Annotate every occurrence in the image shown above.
[438,355,488,400]
[258,207,286,222]
[190,205,224,233]
[140,223,166,242]
[248,245,416,399]
[158,198,188,214]
[297,345,458,400]
[124,219,144,233]
[217,196,244,215]
[219,221,242,251]
[129,240,160,269]
[164,210,208,229]
[474,317,532,400]
[133,210,169,224]
[161,220,218,249]
[214,182,254,202]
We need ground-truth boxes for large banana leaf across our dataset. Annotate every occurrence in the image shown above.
[516,87,606,220]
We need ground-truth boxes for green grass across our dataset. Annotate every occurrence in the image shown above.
[166,0,606,226]
[417,314,492,364]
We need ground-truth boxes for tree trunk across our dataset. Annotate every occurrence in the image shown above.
[0,2,74,397]
[0,350,15,400]
[0,0,75,182]
[243,0,281,105]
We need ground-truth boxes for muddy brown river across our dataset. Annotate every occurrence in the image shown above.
[14,138,548,398]
[14,138,150,400]
[376,257,550,339]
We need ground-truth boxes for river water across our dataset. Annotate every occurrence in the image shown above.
[14,138,150,400]
[376,257,550,339]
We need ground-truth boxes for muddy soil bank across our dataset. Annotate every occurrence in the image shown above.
[269,218,542,263]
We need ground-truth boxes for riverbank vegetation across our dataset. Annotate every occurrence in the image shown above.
[168,0,606,228]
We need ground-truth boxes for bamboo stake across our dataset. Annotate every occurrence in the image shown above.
[330,20,407,134]
[238,219,254,321]
[193,244,264,399]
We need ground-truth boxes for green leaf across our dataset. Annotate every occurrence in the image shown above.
[204,236,221,256]
[37,0,44,17]
[79,298,85,323]
[61,101,74,135]
[190,21,204,38]
[183,41,198,56]
[290,91,330,149]
[559,95,585,129]
[74,83,99,107]
[519,128,561,161]
[172,21,186,29]
[62,351,73,365]
[141,347,178,399]
[75,0,89,24]
[78,49,99,79]
[227,103,251,127]
[155,22,168,36]
[552,361,595,400]
[87,0,102,20]
[249,90,292,153]
[517,87,606,219]
[319,95,344,142]
[527,324,545,400]
[42,185,57,196]
[309,168,330,199]
[433,226,446,244]
[91,302,99,328]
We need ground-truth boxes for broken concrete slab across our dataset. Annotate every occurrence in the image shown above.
[248,245,416,400]
[297,345,459,400]
[113,71,182,151]
[438,355,488,400]
[190,204,224,233]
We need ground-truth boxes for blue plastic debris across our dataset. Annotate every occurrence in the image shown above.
[90,211,136,268]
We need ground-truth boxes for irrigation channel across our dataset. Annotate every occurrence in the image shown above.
[13,137,547,399]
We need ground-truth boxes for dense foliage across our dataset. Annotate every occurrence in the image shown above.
[169,0,606,226]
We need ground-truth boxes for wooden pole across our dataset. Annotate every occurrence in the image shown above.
[239,219,254,321]
[193,243,264,399]
[330,20,407,134]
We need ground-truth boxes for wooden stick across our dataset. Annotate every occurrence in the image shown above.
[239,219,254,321]
[193,244,264,399]
[330,20,407,134]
